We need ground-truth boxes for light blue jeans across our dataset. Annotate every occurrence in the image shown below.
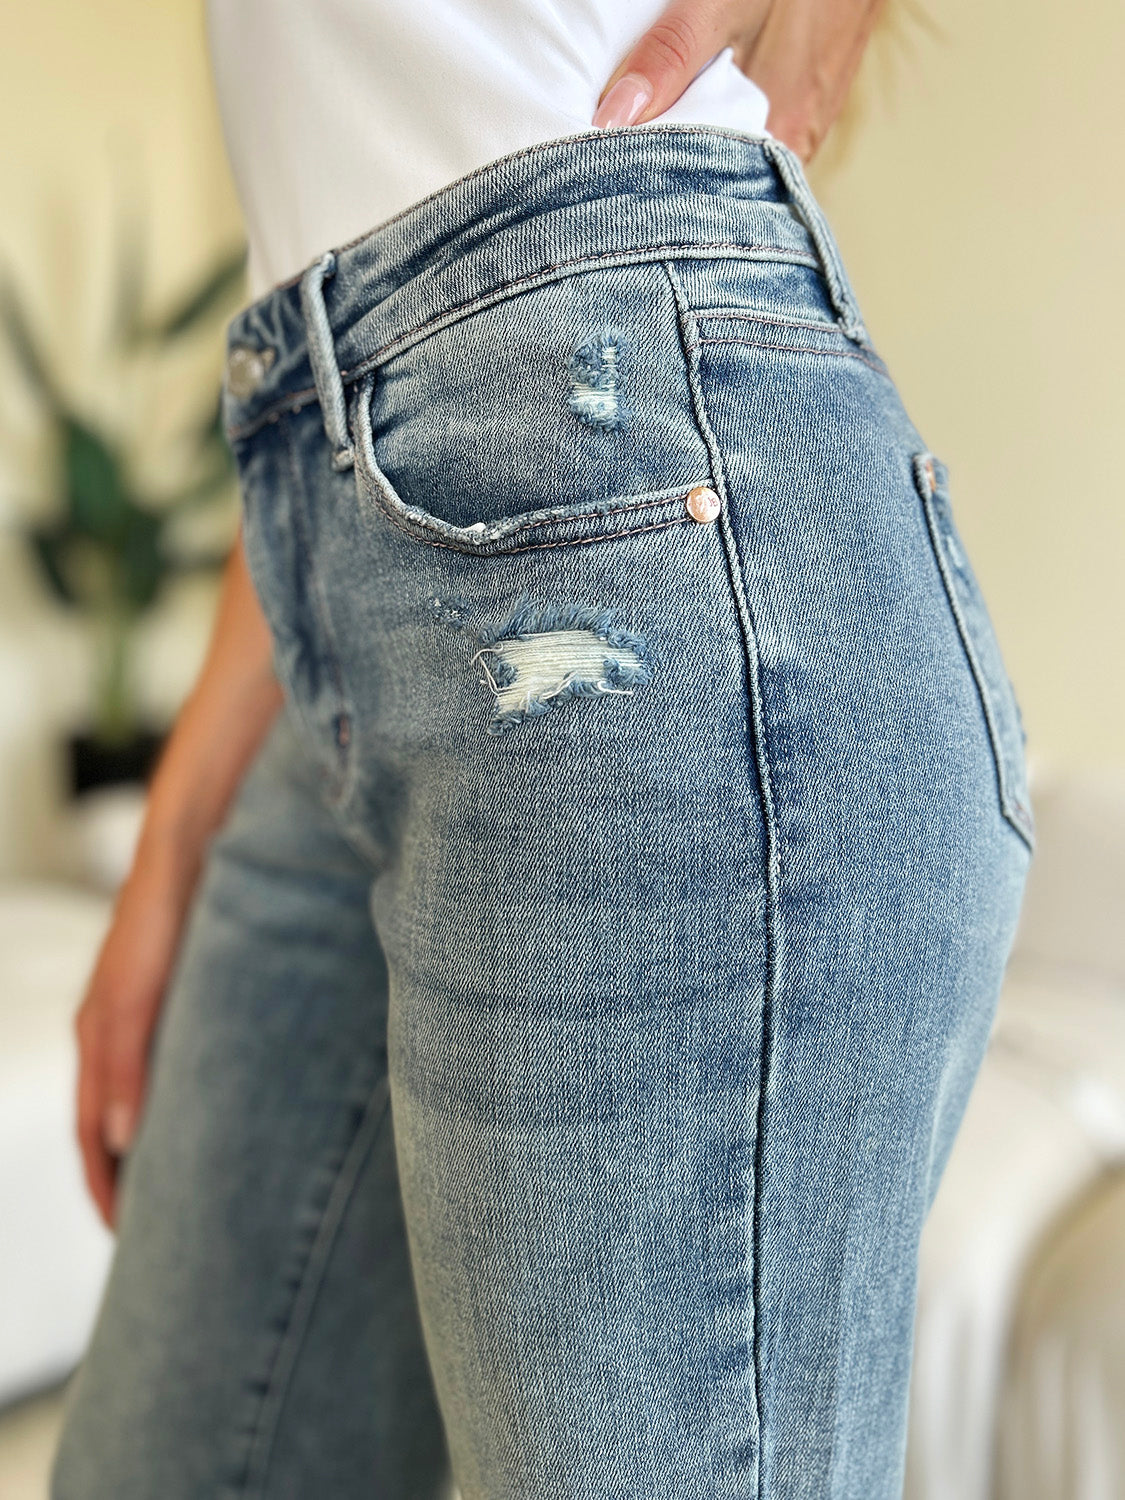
[52,127,1033,1500]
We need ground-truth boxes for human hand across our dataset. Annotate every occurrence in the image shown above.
[73,530,283,1228]
[74,832,200,1228]
[594,0,888,162]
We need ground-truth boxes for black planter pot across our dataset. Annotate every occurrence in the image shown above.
[67,728,167,798]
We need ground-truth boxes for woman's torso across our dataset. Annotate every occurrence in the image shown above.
[206,0,771,296]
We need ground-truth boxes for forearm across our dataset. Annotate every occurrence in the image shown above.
[135,525,283,898]
[740,0,888,160]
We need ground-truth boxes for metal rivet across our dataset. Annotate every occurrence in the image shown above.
[686,485,722,523]
[225,344,276,401]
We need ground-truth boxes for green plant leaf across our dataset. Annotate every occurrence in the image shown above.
[110,209,148,346]
[28,526,80,608]
[0,277,64,412]
[27,530,117,612]
[167,391,235,510]
[118,509,164,612]
[197,388,228,451]
[63,417,133,542]
[135,247,246,343]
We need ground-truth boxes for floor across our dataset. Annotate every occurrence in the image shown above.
[0,1386,66,1500]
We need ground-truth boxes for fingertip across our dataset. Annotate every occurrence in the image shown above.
[80,1139,119,1231]
[96,1180,117,1233]
[592,72,654,130]
[104,1100,135,1156]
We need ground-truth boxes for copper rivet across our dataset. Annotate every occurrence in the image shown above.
[686,485,722,523]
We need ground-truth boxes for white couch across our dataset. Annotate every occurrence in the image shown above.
[906,768,1125,1500]
[0,883,113,1406]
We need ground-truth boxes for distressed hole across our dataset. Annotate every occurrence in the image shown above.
[472,597,651,735]
[567,330,628,431]
[429,594,472,628]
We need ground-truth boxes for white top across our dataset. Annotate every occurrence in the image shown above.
[206,0,771,298]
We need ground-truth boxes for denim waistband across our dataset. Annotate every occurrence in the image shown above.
[222,125,866,446]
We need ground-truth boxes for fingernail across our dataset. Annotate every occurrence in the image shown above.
[105,1103,134,1156]
[593,73,653,130]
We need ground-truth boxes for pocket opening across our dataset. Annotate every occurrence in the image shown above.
[350,371,706,556]
[913,451,1034,851]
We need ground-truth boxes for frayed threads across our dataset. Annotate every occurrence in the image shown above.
[567,331,629,431]
[473,597,651,735]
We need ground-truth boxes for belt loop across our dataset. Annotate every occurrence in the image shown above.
[299,251,355,471]
[762,139,868,344]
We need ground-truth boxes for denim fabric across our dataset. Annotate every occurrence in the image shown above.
[53,127,1032,1500]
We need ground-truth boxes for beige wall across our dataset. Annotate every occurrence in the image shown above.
[0,0,242,874]
[0,0,1121,871]
[810,0,1125,771]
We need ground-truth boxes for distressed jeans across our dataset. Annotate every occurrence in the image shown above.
[52,127,1033,1500]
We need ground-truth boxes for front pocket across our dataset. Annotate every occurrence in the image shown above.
[913,452,1035,850]
[353,376,707,555]
[349,261,715,556]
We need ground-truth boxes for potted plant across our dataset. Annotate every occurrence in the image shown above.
[1,243,246,797]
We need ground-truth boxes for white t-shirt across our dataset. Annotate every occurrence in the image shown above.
[206,0,771,297]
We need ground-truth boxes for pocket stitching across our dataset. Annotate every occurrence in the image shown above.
[351,372,706,555]
[693,336,889,381]
[913,451,1035,850]
[226,244,824,443]
[358,489,692,555]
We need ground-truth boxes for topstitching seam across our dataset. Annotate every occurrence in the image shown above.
[361,487,691,556]
[350,373,705,553]
[227,242,820,441]
[281,420,356,810]
[912,457,1035,849]
[261,124,781,295]
[235,1075,393,1499]
[693,336,890,380]
[664,257,782,1500]
[691,308,842,332]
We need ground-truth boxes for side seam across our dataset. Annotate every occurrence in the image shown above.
[664,259,782,1500]
[281,414,358,813]
[234,1074,393,1499]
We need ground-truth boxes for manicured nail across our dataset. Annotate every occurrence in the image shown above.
[105,1103,134,1155]
[593,73,653,130]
